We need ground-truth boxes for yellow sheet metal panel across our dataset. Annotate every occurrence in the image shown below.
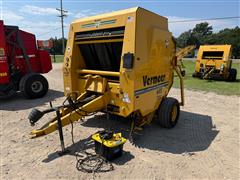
[72,7,138,24]
[134,8,175,116]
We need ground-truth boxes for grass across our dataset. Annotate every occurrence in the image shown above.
[173,60,240,96]
[51,55,64,63]
[50,55,240,95]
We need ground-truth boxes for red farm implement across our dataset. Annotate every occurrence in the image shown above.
[0,20,52,98]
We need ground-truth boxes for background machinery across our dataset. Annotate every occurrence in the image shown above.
[192,45,237,81]
[29,7,187,152]
[0,20,52,98]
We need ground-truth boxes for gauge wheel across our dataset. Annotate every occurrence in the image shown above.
[20,73,48,99]
[157,97,180,128]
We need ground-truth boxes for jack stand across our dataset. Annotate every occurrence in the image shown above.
[56,109,69,156]
[129,118,136,143]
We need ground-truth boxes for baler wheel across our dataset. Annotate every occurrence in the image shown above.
[228,68,237,81]
[192,72,197,77]
[20,73,49,99]
[157,97,180,128]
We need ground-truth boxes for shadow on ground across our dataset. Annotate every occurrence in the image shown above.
[0,89,63,111]
[81,110,219,154]
[42,110,218,164]
[134,111,219,154]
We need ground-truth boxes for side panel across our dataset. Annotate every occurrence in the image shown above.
[38,50,52,73]
[63,24,85,96]
[4,27,48,75]
[118,12,136,116]
[14,30,41,74]
[134,9,175,116]
[21,30,41,73]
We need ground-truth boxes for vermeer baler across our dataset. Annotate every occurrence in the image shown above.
[29,7,185,151]
[192,45,237,81]
[0,20,52,98]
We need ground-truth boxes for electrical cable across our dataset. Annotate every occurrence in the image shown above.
[36,16,239,38]
[66,96,114,173]
[38,26,66,37]
[72,126,114,173]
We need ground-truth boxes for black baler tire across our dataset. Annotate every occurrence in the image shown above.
[157,97,180,128]
[20,73,48,99]
[228,68,237,81]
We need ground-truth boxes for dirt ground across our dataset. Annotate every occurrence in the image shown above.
[1,63,239,180]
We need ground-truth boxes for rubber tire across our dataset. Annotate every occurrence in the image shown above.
[228,68,237,81]
[20,73,48,99]
[192,72,197,77]
[157,97,180,128]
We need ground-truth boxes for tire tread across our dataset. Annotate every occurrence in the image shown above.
[157,97,180,128]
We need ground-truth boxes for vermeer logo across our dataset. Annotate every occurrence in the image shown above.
[143,74,165,87]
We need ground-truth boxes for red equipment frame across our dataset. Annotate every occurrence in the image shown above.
[0,20,52,85]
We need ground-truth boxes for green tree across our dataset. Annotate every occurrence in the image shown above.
[176,30,196,48]
[208,27,240,58]
[50,38,67,55]
[192,22,213,45]
[192,22,213,35]
[176,23,240,58]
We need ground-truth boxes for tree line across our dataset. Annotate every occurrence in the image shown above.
[48,38,67,55]
[49,22,240,58]
[176,22,240,58]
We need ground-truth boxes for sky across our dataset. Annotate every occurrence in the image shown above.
[1,0,239,40]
